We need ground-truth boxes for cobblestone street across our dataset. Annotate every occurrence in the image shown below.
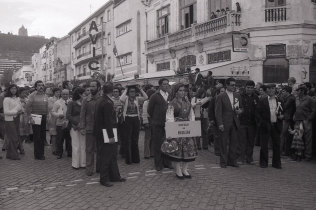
[1,132,316,210]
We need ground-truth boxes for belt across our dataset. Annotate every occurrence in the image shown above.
[126,115,138,117]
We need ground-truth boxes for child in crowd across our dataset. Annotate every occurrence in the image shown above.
[288,121,304,161]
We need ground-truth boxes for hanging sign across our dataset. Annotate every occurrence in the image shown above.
[88,20,100,71]
[232,32,249,52]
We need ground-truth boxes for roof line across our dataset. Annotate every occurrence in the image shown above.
[68,0,113,35]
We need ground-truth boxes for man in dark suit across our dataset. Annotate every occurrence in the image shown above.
[147,78,171,171]
[256,84,283,169]
[94,82,126,187]
[280,86,296,156]
[194,68,205,88]
[215,78,243,168]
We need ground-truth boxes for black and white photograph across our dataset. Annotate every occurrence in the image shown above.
[1,0,316,209]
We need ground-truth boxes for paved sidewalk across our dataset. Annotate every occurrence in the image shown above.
[1,132,316,210]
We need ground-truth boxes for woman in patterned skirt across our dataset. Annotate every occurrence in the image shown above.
[165,83,198,179]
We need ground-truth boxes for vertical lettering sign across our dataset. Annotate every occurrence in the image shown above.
[89,21,100,71]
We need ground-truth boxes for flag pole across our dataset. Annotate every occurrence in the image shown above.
[113,42,124,77]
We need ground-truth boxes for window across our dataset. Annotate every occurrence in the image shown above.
[116,20,132,37]
[83,65,87,76]
[263,44,289,83]
[107,10,111,21]
[209,0,231,19]
[207,50,231,64]
[108,33,111,45]
[157,62,170,71]
[266,0,286,7]
[157,6,170,37]
[117,53,132,66]
[179,55,196,73]
[180,0,197,29]
[82,46,85,54]
[82,27,86,36]
[108,57,111,69]
[100,17,103,26]
[77,31,81,40]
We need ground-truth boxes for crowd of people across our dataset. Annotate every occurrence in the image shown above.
[0,69,316,186]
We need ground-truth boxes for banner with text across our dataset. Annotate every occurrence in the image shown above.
[165,121,201,138]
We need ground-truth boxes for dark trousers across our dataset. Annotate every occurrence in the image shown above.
[85,133,97,174]
[117,123,125,156]
[280,120,294,156]
[196,118,209,149]
[152,125,171,170]
[123,117,140,164]
[56,126,72,156]
[209,124,221,156]
[238,125,256,163]
[303,120,313,159]
[220,123,238,166]
[96,132,121,183]
[260,123,281,167]
[32,115,47,159]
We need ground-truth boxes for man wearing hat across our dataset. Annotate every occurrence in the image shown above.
[294,84,316,161]
[256,84,283,169]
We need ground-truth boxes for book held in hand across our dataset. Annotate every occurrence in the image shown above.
[102,128,118,143]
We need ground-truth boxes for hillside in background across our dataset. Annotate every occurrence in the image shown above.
[0,33,49,64]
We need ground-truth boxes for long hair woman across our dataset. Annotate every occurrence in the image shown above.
[120,85,148,164]
[165,83,198,179]
[3,84,23,160]
[66,87,86,169]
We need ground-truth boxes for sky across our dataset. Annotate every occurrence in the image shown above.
[0,0,109,38]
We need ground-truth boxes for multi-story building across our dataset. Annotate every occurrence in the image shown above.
[31,53,42,81]
[69,1,114,82]
[54,35,71,84]
[145,0,316,84]
[44,38,57,84]
[112,0,147,80]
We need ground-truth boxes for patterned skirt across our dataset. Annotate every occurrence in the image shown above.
[164,137,198,162]
[291,136,304,151]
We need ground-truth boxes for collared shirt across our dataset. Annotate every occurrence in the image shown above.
[226,90,234,109]
[268,96,277,123]
[160,90,169,102]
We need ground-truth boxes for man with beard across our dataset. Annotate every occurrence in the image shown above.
[26,80,49,160]
[94,82,126,187]
[80,80,101,176]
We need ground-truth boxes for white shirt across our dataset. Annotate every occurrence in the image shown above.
[268,96,277,123]
[160,90,169,102]
[226,90,234,109]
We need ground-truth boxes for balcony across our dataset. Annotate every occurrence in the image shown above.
[146,12,241,54]
[77,51,91,60]
[265,6,287,22]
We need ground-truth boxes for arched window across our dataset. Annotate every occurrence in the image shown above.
[263,58,289,83]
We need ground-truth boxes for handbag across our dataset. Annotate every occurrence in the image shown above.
[161,138,179,154]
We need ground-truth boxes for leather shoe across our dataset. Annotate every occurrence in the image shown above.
[176,174,184,180]
[272,165,282,169]
[100,182,113,187]
[183,174,192,179]
[260,165,268,168]
[228,163,239,168]
[57,155,62,159]
[220,164,227,168]
[118,178,126,182]
[36,156,45,160]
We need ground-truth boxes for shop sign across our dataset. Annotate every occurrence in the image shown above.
[88,21,100,71]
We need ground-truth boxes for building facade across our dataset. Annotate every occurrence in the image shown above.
[0,58,23,79]
[112,0,147,80]
[54,35,71,84]
[145,0,316,84]
[18,25,28,36]
[31,53,42,81]
[69,1,114,82]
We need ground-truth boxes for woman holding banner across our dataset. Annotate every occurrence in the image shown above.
[163,83,198,179]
